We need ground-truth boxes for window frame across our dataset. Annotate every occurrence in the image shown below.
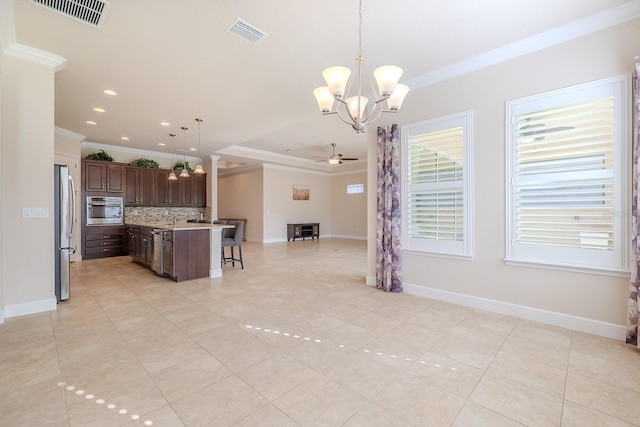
[505,74,630,275]
[401,110,474,259]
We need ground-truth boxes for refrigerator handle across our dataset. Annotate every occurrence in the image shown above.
[68,174,77,254]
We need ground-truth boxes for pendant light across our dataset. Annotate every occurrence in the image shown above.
[168,133,178,181]
[193,118,205,174]
[180,126,190,178]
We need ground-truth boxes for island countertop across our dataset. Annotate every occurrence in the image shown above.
[125,221,232,231]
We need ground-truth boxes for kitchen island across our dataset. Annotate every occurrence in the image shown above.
[125,221,232,281]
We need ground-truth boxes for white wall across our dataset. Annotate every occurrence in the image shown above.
[330,170,367,239]
[1,53,58,320]
[367,19,640,339]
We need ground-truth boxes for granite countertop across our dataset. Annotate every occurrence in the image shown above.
[125,221,232,231]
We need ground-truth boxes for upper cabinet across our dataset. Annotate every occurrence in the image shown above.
[125,167,155,206]
[83,160,206,207]
[83,161,125,193]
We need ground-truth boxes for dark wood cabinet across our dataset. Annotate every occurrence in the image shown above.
[190,174,206,206]
[287,223,319,241]
[126,225,153,266]
[126,225,140,259]
[83,225,126,259]
[162,232,174,278]
[125,167,155,206]
[83,161,125,193]
[155,170,181,206]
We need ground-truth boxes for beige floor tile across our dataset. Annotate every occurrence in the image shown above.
[237,352,317,401]
[123,404,185,426]
[320,321,380,350]
[172,374,267,426]
[470,373,563,427]
[150,353,233,402]
[500,333,571,370]
[452,401,525,426]
[386,322,443,350]
[569,349,640,394]
[361,335,427,369]
[561,401,634,427]
[407,351,484,398]
[458,309,518,334]
[488,351,567,397]
[274,374,368,426]
[0,379,68,426]
[323,351,403,399]
[432,334,498,370]
[373,373,466,426]
[448,322,510,349]
[233,403,298,426]
[343,402,416,427]
[565,372,640,425]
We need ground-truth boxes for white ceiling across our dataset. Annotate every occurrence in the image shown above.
[6,0,636,171]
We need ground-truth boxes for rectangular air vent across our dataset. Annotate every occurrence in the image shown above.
[29,0,110,28]
[227,18,267,45]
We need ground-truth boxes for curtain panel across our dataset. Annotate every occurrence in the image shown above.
[376,124,402,292]
[627,56,640,347]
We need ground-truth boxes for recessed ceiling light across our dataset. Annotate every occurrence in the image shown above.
[158,143,166,146]
[160,122,170,126]
[121,137,130,141]
[189,148,197,151]
[103,89,117,96]
[85,120,97,125]
[93,107,105,113]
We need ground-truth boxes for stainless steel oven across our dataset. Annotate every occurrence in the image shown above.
[86,196,123,225]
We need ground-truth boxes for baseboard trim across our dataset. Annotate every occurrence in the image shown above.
[209,268,222,278]
[402,282,626,340]
[4,297,57,319]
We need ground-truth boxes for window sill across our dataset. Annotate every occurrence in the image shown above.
[504,258,630,278]
[403,249,473,262]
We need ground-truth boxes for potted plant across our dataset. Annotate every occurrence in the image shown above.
[128,158,159,168]
[85,149,113,161]
[173,161,193,171]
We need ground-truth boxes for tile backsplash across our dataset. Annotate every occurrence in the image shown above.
[124,207,208,223]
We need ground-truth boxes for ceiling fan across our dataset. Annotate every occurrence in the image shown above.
[315,143,359,165]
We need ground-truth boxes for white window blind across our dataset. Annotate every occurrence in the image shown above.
[347,184,364,194]
[402,111,473,256]
[506,75,629,272]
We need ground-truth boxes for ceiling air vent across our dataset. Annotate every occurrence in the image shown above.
[227,18,267,45]
[29,0,110,28]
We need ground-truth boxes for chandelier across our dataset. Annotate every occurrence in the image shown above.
[313,0,409,133]
[168,133,178,181]
[193,118,205,174]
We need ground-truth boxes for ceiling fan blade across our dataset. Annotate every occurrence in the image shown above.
[340,157,359,161]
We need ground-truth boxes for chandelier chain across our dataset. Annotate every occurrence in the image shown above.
[358,0,363,59]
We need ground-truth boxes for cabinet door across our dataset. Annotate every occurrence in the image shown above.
[179,176,192,206]
[85,162,105,192]
[106,164,125,193]
[163,238,173,277]
[125,168,139,206]
[139,169,155,206]
[155,170,170,205]
[191,174,206,207]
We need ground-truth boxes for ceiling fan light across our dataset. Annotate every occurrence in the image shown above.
[386,84,409,111]
[374,65,403,97]
[168,171,178,181]
[194,164,205,174]
[347,96,368,121]
[322,66,351,98]
[313,86,335,113]
[328,157,340,165]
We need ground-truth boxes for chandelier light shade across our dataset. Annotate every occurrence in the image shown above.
[180,126,190,178]
[313,0,409,133]
[168,133,178,181]
[193,118,205,174]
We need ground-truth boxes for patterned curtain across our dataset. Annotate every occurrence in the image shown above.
[376,124,402,292]
[627,56,640,347]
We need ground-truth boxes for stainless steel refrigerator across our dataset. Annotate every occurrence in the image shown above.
[54,164,76,302]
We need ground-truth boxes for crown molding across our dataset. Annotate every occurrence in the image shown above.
[4,43,66,71]
[55,127,86,141]
[406,0,640,90]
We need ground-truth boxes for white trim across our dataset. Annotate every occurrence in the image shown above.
[505,258,630,278]
[4,43,66,72]
[402,282,626,340]
[365,275,376,287]
[329,234,367,240]
[209,268,222,278]
[4,297,57,318]
[405,0,640,91]
[55,127,86,141]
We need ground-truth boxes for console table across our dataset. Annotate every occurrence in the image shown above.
[287,223,319,241]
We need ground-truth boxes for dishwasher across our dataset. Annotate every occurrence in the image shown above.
[151,229,166,275]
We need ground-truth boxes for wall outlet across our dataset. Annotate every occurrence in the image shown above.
[22,207,49,218]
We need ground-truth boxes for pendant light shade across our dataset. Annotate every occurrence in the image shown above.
[168,133,178,181]
[194,118,204,174]
[180,126,190,178]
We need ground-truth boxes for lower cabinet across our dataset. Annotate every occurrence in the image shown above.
[83,225,126,259]
[162,232,174,278]
[126,226,153,267]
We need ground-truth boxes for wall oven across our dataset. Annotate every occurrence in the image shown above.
[86,196,123,225]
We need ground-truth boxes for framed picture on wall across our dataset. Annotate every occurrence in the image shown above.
[292,185,309,200]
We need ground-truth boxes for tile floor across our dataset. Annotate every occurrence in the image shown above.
[2,238,640,426]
